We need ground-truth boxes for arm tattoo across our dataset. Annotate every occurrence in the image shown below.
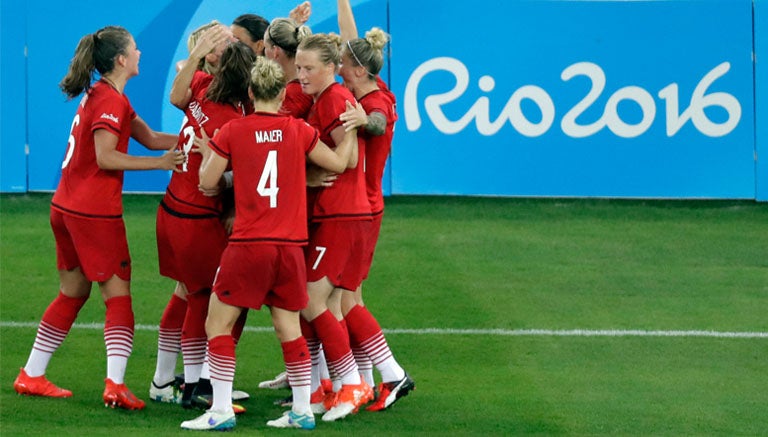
[364,112,387,136]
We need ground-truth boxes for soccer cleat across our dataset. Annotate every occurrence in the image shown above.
[266,410,316,430]
[320,378,333,394]
[149,379,181,404]
[309,385,328,414]
[258,371,290,389]
[322,389,338,412]
[13,368,72,398]
[180,408,236,431]
[185,393,247,415]
[103,378,146,410]
[196,377,250,403]
[366,373,415,412]
[321,380,372,422]
[231,389,250,402]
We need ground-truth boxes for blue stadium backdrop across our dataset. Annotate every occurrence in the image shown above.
[1,0,765,201]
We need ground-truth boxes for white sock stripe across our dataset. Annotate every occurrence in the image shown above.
[157,343,181,352]
[104,330,134,338]
[33,334,65,350]
[352,350,371,361]
[106,345,133,354]
[359,331,385,347]
[104,326,134,355]
[286,360,312,388]
[209,371,234,383]
[287,377,311,387]
[208,353,236,382]
[32,344,58,354]
[359,334,393,363]
[285,359,311,371]
[181,340,207,351]
[208,353,236,370]
[38,321,69,338]
[329,353,358,377]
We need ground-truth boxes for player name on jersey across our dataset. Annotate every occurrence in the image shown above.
[254,129,283,143]
[188,101,210,126]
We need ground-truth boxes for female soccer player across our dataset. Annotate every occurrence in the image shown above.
[260,15,341,402]
[337,21,415,411]
[13,25,184,410]
[229,2,311,56]
[295,33,375,422]
[231,13,269,56]
[180,57,358,431]
[264,17,314,119]
[150,22,231,405]
[151,34,255,411]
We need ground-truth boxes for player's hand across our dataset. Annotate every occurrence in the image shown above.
[307,165,339,187]
[191,128,217,161]
[190,24,231,60]
[289,1,312,25]
[199,179,223,197]
[340,100,366,132]
[160,147,185,172]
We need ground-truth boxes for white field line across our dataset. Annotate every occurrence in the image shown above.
[1,321,766,338]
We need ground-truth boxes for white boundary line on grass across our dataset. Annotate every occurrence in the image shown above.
[1,321,766,338]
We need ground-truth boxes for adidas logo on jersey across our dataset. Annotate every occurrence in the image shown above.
[100,113,120,123]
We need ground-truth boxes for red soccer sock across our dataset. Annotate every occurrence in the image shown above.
[104,295,135,384]
[158,294,186,352]
[282,337,312,413]
[25,291,88,377]
[282,337,311,388]
[310,310,357,383]
[181,291,209,383]
[207,335,236,412]
[345,304,404,382]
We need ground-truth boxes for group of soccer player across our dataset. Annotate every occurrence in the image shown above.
[12,0,414,432]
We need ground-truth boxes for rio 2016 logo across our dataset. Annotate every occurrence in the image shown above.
[404,57,741,138]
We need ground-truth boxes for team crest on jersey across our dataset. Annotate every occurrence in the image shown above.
[100,113,120,123]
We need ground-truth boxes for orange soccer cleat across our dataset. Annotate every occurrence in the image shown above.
[366,374,415,412]
[14,368,72,398]
[103,378,146,410]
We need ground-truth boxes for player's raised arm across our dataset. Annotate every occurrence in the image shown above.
[337,0,358,41]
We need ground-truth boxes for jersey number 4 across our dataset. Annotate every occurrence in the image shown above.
[257,150,279,208]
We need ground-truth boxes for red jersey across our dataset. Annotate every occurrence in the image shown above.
[51,80,136,218]
[163,71,244,215]
[376,75,396,103]
[306,82,371,222]
[279,79,313,120]
[209,112,319,244]
[359,88,397,215]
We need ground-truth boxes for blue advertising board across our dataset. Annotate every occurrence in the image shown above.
[0,1,28,192]
[0,0,763,200]
[390,0,755,198]
[756,0,768,201]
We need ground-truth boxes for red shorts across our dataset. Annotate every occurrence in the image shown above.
[362,212,383,280]
[306,220,371,291]
[212,244,307,311]
[156,204,227,294]
[50,208,131,282]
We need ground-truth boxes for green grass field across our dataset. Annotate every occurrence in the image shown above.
[1,193,766,436]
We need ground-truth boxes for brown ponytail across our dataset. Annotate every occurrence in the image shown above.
[59,26,132,99]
